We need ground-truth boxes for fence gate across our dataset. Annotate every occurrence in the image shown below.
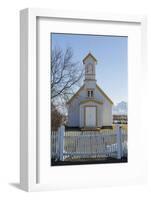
[51,125,127,161]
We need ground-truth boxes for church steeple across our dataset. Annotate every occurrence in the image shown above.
[83,52,97,81]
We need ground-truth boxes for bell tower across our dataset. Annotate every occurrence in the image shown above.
[83,53,97,90]
[83,52,97,81]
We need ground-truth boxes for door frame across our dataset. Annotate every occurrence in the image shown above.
[84,105,97,127]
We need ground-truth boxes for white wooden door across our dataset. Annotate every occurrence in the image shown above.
[85,107,96,127]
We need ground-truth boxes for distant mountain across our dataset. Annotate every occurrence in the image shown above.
[112,101,127,115]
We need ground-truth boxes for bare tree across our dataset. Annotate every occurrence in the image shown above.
[51,47,83,105]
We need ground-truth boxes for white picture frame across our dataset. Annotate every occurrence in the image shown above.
[20,8,147,192]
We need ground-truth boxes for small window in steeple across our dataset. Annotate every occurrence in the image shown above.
[87,89,94,98]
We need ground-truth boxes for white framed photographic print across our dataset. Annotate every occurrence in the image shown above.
[20,8,147,191]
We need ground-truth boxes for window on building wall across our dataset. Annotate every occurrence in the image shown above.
[87,90,94,98]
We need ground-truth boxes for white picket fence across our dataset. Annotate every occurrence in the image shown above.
[51,125,127,161]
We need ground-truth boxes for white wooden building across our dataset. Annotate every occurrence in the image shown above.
[67,53,113,129]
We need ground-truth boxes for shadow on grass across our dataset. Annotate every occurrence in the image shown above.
[51,157,128,166]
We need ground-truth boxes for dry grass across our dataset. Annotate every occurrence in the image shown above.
[112,124,127,130]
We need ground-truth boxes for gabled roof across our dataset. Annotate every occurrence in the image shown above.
[67,84,113,105]
[83,53,97,64]
[66,84,85,105]
[96,84,113,105]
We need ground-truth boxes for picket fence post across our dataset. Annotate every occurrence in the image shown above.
[59,125,65,161]
[116,125,122,159]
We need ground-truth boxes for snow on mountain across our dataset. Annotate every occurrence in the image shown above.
[112,101,127,115]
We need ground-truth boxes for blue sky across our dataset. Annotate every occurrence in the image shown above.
[51,33,128,104]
